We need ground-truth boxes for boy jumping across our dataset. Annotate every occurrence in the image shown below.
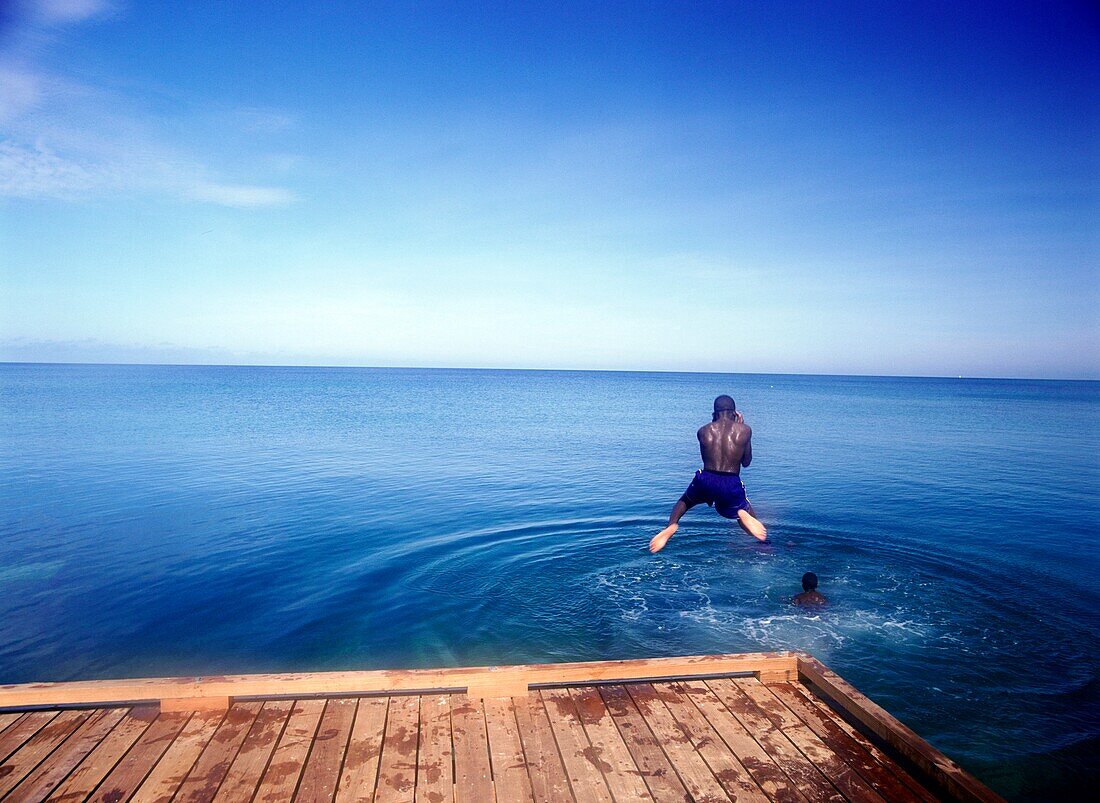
[650,395,767,553]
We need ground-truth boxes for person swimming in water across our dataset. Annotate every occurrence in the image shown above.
[792,572,827,607]
[649,395,767,553]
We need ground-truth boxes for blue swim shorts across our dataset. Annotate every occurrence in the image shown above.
[680,469,749,519]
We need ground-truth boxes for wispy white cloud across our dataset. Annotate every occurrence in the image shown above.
[188,182,296,208]
[0,66,41,123]
[0,4,297,208]
[0,139,103,199]
[25,0,111,24]
[0,138,298,206]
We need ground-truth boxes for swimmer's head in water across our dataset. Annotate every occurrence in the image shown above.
[713,395,736,420]
[802,572,818,591]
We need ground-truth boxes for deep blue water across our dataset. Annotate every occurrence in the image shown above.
[1,364,1097,799]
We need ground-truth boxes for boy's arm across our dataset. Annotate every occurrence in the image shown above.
[741,426,753,467]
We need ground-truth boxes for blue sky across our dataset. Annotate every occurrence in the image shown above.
[1,1,1096,377]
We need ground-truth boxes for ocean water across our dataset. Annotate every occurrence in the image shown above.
[1,363,1097,799]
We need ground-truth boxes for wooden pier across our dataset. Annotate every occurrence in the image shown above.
[0,652,1001,802]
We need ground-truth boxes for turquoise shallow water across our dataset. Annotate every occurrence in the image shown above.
[1,364,1097,799]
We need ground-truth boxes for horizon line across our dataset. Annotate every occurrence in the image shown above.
[2,360,1097,383]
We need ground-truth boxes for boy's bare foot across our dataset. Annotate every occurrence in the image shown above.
[649,523,678,553]
[737,509,767,541]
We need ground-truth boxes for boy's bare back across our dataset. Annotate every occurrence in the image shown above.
[697,414,752,473]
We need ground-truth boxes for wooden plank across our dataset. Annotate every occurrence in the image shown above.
[513,692,575,803]
[797,656,1004,803]
[675,680,807,803]
[47,706,158,802]
[706,678,843,803]
[0,652,797,709]
[6,708,128,802]
[161,696,230,713]
[539,688,613,803]
[483,696,534,803]
[413,694,452,803]
[770,683,926,803]
[87,710,190,802]
[624,683,731,803]
[467,669,528,699]
[0,709,90,797]
[736,678,885,803]
[0,712,22,735]
[130,709,226,803]
[793,683,937,803]
[0,710,58,762]
[213,699,294,803]
[734,678,804,731]
[173,701,263,802]
[651,682,768,803]
[568,686,652,802]
[450,694,495,803]
[295,697,357,803]
[254,699,326,803]
[598,685,689,803]
[337,696,389,803]
[375,695,420,802]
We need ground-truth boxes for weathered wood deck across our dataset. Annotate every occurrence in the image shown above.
[0,653,1001,802]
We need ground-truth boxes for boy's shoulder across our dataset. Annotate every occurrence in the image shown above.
[793,591,827,606]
